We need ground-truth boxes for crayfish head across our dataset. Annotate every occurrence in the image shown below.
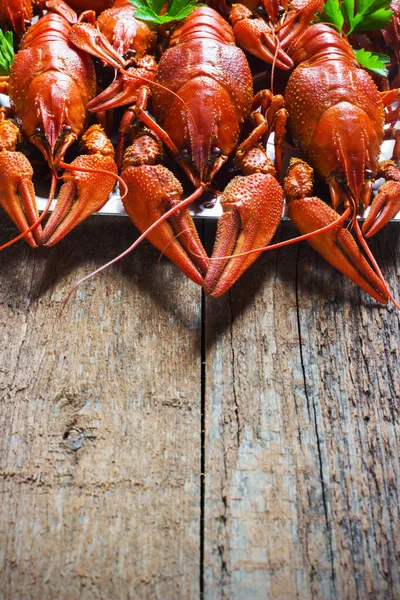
[163,78,240,187]
[308,104,382,210]
[29,74,86,166]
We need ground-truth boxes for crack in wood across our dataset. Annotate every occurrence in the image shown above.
[228,291,241,448]
[200,285,206,599]
[295,243,337,597]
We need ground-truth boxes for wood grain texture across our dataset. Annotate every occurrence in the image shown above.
[204,222,400,599]
[0,213,399,599]
[0,214,202,600]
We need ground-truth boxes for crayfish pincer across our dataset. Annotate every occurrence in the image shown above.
[0,118,40,247]
[86,6,286,295]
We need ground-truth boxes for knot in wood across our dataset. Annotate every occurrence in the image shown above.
[63,426,86,452]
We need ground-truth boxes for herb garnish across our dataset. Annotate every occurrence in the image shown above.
[353,48,391,75]
[0,30,14,77]
[318,0,393,75]
[129,0,202,25]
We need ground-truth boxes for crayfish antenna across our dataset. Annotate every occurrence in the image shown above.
[0,172,57,252]
[353,218,400,311]
[59,185,205,315]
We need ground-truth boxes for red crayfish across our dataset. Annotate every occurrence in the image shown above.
[208,0,400,304]
[0,0,120,248]
[0,0,399,308]
[81,6,287,296]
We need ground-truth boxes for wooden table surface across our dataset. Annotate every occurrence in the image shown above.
[0,211,399,599]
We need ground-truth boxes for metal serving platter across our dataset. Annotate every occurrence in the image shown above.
[34,136,400,222]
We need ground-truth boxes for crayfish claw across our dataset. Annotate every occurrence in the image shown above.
[363,182,400,237]
[204,173,284,297]
[69,22,126,69]
[290,196,389,303]
[362,163,400,237]
[87,61,156,113]
[230,4,293,69]
[121,164,209,286]
[0,121,41,247]
[285,159,389,303]
[42,125,118,246]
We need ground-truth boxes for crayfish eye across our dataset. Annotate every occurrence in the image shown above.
[364,169,374,180]
[335,170,347,185]
[181,147,192,161]
[278,5,286,16]
[62,126,72,137]
[255,5,268,17]
[34,126,43,137]
[124,49,137,60]
[210,146,222,159]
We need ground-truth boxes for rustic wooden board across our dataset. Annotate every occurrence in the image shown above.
[0,213,399,599]
[0,215,202,600]
[203,222,400,599]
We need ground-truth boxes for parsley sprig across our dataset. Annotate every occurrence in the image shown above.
[353,48,390,75]
[129,0,202,25]
[318,0,393,74]
[321,0,393,34]
[0,30,14,77]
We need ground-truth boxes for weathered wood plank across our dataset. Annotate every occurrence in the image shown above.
[204,222,400,599]
[296,225,400,600]
[0,214,202,600]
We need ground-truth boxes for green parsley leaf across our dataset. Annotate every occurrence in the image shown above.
[319,0,392,34]
[353,48,390,75]
[350,7,393,32]
[341,0,355,29]
[318,0,393,73]
[0,30,14,77]
[357,0,391,18]
[129,0,203,25]
[320,0,344,29]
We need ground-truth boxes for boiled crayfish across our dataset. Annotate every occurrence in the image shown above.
[0,0,119,247]
[212,0,399,304]
[83,6,287,296]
